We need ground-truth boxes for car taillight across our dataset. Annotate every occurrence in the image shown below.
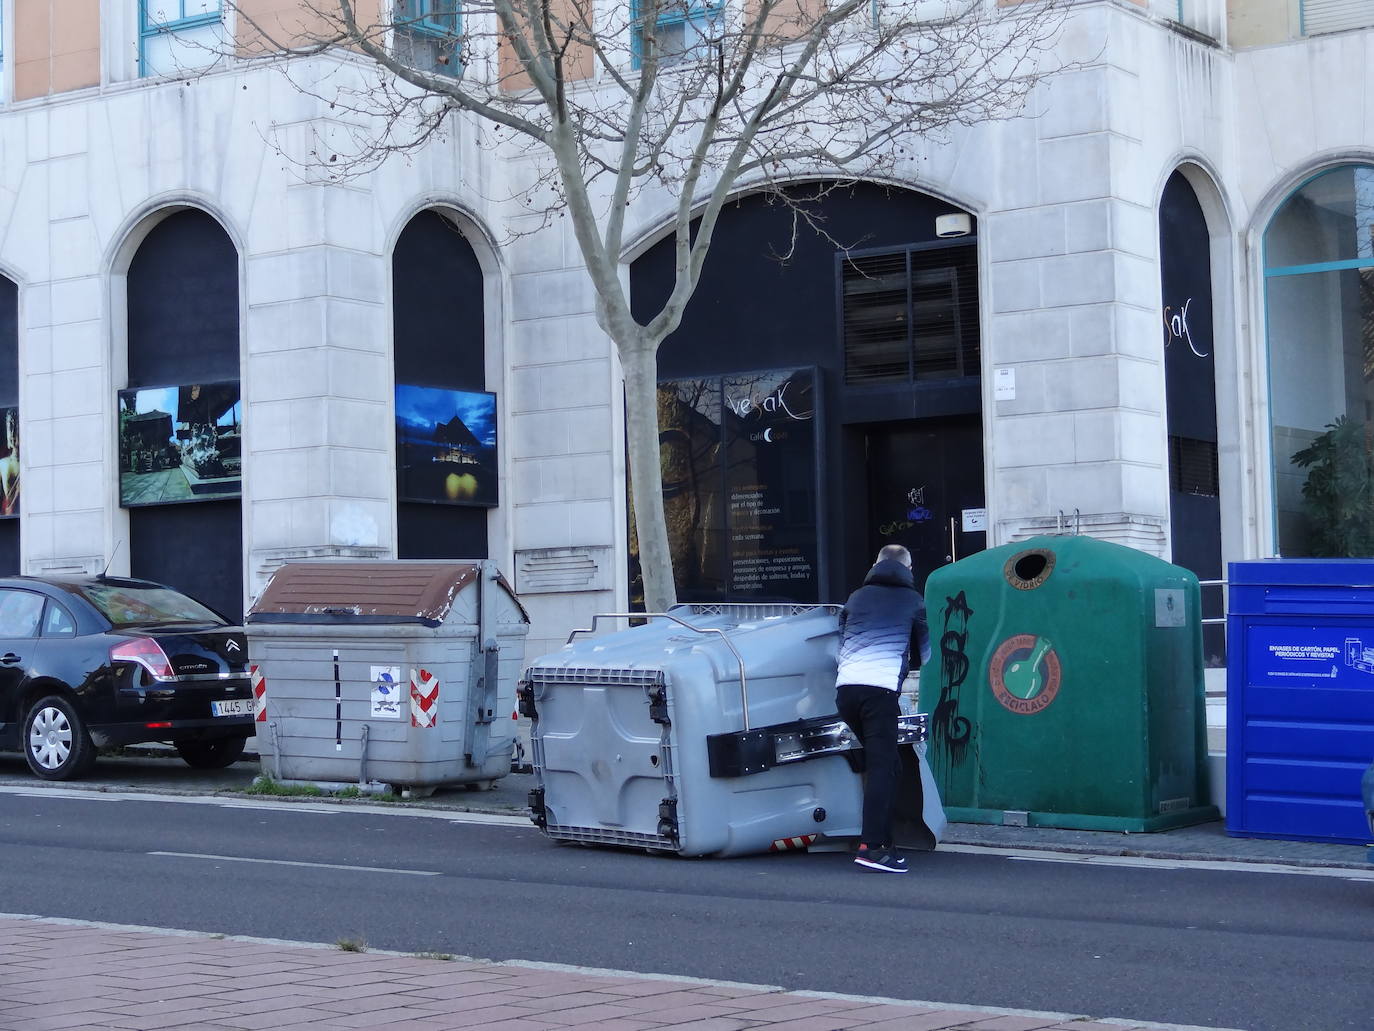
[111,638,175,681]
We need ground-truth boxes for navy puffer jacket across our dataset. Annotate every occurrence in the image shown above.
[835,559,931,692]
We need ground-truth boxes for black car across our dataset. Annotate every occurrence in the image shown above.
[0,575,254,780]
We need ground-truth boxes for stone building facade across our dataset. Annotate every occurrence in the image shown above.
[0,0,1369,661]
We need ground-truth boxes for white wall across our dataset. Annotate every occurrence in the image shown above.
[5,5,1373,647]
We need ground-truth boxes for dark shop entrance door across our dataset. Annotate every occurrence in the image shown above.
[861,416,986,593]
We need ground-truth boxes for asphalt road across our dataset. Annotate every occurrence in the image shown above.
[0,790,1370,1030]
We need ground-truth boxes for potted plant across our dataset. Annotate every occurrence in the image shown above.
[1291,415,1374,556]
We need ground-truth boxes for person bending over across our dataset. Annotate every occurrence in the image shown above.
[835,544,930,873]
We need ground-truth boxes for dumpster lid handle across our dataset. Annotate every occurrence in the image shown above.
[566,612,757,730]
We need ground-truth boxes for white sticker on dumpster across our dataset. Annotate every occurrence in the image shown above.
[1154,589,1186,628]
[370,666,403,719]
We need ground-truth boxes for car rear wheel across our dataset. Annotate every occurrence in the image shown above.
[24,695,97,781]
[175,736,247,769]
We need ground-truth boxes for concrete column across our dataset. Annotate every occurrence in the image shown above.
[241,183,393,601]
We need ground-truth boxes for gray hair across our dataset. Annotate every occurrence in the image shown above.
[876,544,912,568]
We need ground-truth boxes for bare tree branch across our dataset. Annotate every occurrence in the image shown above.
[220,0,1069,610]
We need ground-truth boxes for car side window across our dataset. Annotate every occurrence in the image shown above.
[42,601,76,638]
[0,590,45,638]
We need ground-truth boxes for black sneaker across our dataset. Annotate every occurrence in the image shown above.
[854,847,908,873]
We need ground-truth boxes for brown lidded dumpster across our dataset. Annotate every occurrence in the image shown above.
[246,560,529,794]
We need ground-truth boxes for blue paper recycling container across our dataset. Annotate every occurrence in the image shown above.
[1227,560,1374,843]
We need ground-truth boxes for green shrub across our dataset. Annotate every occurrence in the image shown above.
[1292,415,1374,556]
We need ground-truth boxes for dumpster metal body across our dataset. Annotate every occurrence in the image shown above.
[524,604,946,858]
[918,534,1217,832]
[247,561,529,790]
[1226,559,1374,844]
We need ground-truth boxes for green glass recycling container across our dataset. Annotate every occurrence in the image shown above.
[917,534,1217,831]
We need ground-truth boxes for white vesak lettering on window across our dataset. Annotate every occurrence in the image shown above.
[723,382,812,421]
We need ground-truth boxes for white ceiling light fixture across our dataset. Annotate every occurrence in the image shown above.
[935,213,972,238]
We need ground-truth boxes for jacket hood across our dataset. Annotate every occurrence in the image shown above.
[863,558,915,590]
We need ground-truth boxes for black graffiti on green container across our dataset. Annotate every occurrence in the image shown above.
[932,591,974,775]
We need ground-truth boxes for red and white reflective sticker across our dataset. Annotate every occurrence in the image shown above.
[251,665,267,722]
[768,834,818,852]
[410,669,440,728]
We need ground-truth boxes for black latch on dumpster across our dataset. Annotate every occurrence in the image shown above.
[657,798,679,842]
[708,713,927,778]
[647,685,670,725]
[707,728,772,777]
[516,681,537,719]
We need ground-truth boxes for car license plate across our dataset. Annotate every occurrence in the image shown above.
[211,698,253,717]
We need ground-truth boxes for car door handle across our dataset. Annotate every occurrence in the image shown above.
[0,653,21,665]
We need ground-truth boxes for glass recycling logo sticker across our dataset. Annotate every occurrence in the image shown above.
[989,634,1062,715]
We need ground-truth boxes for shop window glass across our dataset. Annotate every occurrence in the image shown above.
[1265,165,1374,557]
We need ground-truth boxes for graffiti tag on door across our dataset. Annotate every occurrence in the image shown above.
[881,485,933,536]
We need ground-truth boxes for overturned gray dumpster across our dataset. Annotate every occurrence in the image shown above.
[523,604,945,857]
[247,560,529,794]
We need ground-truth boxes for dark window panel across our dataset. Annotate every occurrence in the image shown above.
[127,210,239,387]
[129,502,243,624]
[0,276,17,407]
[393,210,489,560]
[126,209,242,620]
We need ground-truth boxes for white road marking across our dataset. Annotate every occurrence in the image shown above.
[942,843,1374,880]
[148,851,441,876]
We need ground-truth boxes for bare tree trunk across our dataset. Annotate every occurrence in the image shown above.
[235,0,1064,620]
[620,339,677,613]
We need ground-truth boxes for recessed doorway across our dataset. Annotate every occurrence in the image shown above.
[856,415,986,593]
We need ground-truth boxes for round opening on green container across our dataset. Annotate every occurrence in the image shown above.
[1004,548,1055,590]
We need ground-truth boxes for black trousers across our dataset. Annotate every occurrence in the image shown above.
[836,683,901,849]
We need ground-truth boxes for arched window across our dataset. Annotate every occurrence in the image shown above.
[122,209,243,621]
[1265,166,1374,557]
[392,210,493,560]
[1160,170,1222,663]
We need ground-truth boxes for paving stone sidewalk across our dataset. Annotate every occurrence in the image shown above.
[939,819,1373,869]
[0,917,1222,1031]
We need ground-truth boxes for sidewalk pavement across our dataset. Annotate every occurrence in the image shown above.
[940,818,1372,869]
[0,916,1226,1031]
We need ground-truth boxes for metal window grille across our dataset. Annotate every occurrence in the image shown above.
[1169,435,1220,497]
[1301,0,1374,34]
[841,243,979,386]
